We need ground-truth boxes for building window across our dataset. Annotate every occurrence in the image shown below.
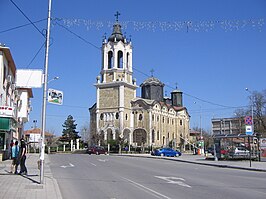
[168,118,169,124]
[108,51,113,69]
[152,130,155,143]
[100,113,104,120]
[126,52,130,69]
[139,114,143,121]
[125,114,128,120]
[117,50,123,68]
[180,120,183,126]
[157,131,160,140]
[157,116,159,122]
[163,117,165,123]
[152,115,154,121]
[116,112,119,119]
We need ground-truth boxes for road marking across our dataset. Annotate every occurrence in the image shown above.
[121,177,171,199]
[90,163,97,166]
[60,163,75,168]
[98,159,108,162]
[154,176,191,188]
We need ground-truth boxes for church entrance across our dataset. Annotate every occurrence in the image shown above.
[133,129,147,146]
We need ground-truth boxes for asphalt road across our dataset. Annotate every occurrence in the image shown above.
[49,154,266,199]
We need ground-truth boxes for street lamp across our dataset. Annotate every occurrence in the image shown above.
[40,0,52,185]
[245,87,254,167]
[194,102,203,154]
[48,76,59,84]
[33,120,37,129]
[245,88,254,130]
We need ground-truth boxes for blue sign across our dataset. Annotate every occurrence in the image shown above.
[246,125,253,135]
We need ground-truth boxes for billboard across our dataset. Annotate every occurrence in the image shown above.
[48,88,63,105]
[16,69,43,88]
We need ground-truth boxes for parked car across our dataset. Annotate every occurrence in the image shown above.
[229,146,249,157]
[87,146,107,155]
[152,148,181,157]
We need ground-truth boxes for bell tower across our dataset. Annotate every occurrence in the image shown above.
[95,13,137,140]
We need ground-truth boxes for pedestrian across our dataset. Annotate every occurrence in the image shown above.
[19,137,27,175]
[9,140,14,173]
[11,141,20,174]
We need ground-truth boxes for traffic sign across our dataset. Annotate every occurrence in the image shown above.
[246,125,253,135]
[48,89,63,105]
[245,116,252,125]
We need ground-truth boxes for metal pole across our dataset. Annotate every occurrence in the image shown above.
[248,136,252,167]
[40,0,52,184]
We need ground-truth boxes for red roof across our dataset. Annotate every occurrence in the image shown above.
[24,128,53,137]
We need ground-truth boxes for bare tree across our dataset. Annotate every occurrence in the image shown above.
[239,89,266,136]
[80,122,90,142]
[250,90,266,134]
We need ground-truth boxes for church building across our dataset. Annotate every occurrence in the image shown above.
[89,16,190,151]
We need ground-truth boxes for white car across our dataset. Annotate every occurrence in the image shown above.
[229,147,250,157]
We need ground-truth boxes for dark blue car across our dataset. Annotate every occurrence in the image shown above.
[152,148,182,157]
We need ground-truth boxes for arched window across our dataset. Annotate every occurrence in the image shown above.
[108,51,113,69]
[126,52,130,69]
[139,114,143,121]
[116,112,119,119]
[157,131,160,140]
[117,50,123,68]
[152,130,155,143]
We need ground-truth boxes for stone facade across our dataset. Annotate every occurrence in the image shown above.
[89,19,190,151]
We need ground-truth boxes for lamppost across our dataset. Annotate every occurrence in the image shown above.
[245,88,254,131]
[194,102,203,154]
[33,120,37,129]
[245,88,254,167]
[40,0,52,185]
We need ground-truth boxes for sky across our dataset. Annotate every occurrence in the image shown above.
[1,0,266,136]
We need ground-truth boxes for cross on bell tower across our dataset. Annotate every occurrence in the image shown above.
[114,11,121,22]
[150,69,154,77]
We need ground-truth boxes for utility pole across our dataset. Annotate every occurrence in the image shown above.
[40,0,52,184]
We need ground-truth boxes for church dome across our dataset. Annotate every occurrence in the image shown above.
[108,22,125,43]
[140,76,164,87]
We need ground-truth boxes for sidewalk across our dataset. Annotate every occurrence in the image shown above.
[115,153,266,172]
[0,153,62,199]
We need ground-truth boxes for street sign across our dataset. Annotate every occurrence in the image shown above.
[245,125,253,135]
[48,89,63,105]
[244,116,252,125]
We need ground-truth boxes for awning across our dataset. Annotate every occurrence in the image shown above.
[0,117,16,131]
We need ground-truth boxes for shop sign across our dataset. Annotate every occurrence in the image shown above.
[0,106,14,117]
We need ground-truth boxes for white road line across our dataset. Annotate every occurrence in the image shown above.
[98,159,108,162]
[154,176,191,188]
[90,163,97,166]
[60,163,75,168]
[121,177,172,199]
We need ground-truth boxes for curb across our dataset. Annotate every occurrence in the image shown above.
[112,154,266,172]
